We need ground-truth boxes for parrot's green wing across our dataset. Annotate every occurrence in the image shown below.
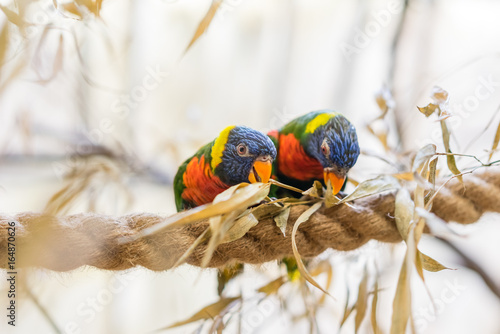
[173,142,213,212]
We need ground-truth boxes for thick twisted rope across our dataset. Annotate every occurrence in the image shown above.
[1,168,499,272]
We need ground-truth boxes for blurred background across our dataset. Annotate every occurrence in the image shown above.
[0,0,500,333]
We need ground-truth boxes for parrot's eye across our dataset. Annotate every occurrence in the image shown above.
[236,144,248,156]
[321,140,330,157]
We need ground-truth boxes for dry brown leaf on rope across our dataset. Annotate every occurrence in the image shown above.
[334,175,401,205]
[274,206,290,236]
[269,178,304,194]
[125,183,270,243]
[395,188,413,241]
[302,180,324,198]
[291,202,332,297]
[159,296,241,331]
[221,212,259,243]
[184,0,223,54]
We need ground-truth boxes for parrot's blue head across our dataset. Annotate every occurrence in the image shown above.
[306,113,360,194]
[213,126,277,186]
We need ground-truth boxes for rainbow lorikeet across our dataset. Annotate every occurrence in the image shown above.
[174,126,277,211]
[268,110,360,195]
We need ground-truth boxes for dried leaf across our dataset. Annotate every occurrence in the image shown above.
[302,180,323,198]
[440,119,463,184]
[415,207,461,239]
[425,157,438,207]
[185,0,222,54]
[0,22,9,68]
[269,179,304,194]
[291,202,331,296]
[161,297,241,330]
[371,280,381,334]
[309,260,334,304]
[431,86,449,104]
[203,210,242,267]
[0,6,24,27]
[375,87,395,117]
[336,175,400,205]
[339,286,354,330]
[354,268,369,333]
[257,276,286,295]
[412,144,436,173]
[395,188,414,241]
[392,172,414,181]
[489,119,500,162]
[366,123,390,152]
[125,183,270,242]
[324,180,341,208]
[390,228,415,334]
[217,263,244,295]
[420,251,451,272]
[221,213,259,243]
[62,3,83,19]
[251,202,286,220]
[274,206,290,236]
[417,103,439,117]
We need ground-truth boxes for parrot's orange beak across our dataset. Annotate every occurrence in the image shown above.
[324,169,346,195]
[248,156,273,183]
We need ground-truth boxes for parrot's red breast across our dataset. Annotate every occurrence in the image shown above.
[276,133,323,181]
[181,154,228,207]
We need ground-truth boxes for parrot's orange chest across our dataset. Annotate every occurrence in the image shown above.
[181,155,229,206]
[277,133,323,181]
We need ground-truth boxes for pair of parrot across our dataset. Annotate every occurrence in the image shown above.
[174,110,360,211]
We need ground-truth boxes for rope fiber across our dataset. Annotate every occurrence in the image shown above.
[1,168,499,272]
